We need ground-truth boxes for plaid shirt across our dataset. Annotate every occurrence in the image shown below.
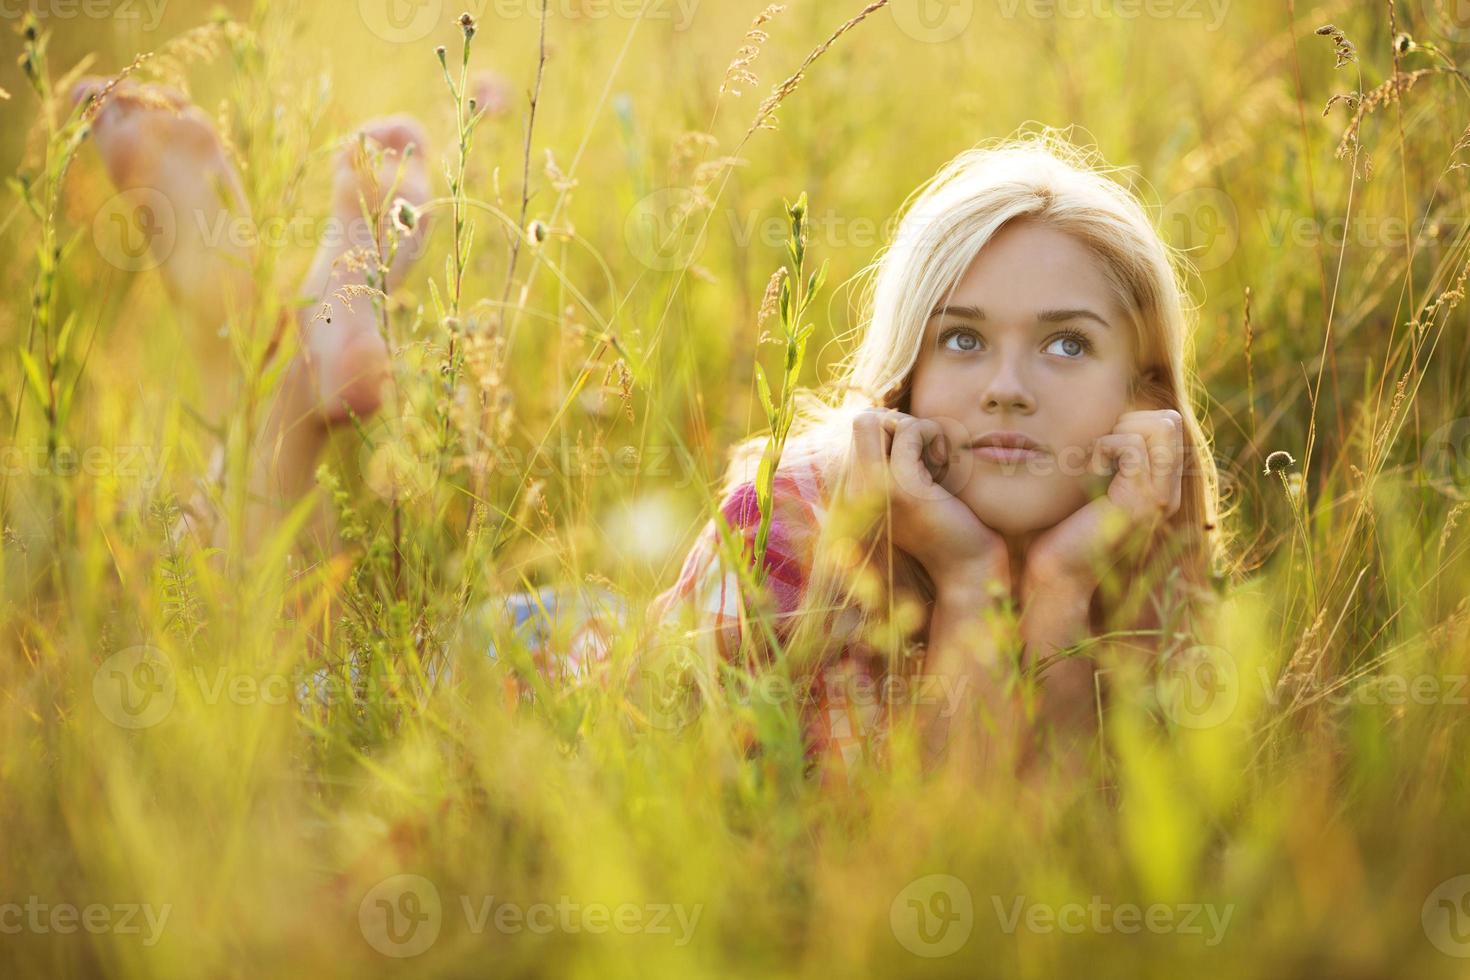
[649,460,892,782]
[488,461,895,784]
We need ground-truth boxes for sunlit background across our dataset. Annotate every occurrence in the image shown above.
[4,0,1470,975]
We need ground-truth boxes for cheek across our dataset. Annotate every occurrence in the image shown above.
[1044,373,1131,443]
[905,360,948,416]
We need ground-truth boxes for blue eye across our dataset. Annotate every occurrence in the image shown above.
[941,329,982,352]
[1044,332,1091,358]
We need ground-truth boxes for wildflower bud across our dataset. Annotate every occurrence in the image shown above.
[18,50,37,82]
[460,12,476,38]
[468,97,478,114]
[435,45,447,67]
[23,14,38,40]
[1263,450,1296,476]
[390,198,419,234]
[527,219,548,245]
[1394,33,1414,55]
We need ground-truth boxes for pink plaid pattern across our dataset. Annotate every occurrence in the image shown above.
[650,460,890,782]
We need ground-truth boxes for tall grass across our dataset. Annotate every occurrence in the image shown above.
[2,1,1470,977]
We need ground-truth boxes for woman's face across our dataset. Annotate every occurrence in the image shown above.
[907,219,1138,537]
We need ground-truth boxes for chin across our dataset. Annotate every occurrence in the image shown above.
[960,476,1090,537]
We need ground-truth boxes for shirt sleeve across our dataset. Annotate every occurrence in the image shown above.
[649,471,820,666]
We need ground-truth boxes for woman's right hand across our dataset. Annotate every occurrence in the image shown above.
[844,408,1010,601]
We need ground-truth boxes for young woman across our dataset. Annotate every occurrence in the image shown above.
[650,131,1223,784]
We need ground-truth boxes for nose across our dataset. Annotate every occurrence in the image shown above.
[979,349,1035,414]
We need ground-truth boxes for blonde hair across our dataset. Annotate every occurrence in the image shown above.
[723,128,1222,669]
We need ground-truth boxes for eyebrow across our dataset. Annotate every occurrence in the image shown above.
[928,304,1112,330]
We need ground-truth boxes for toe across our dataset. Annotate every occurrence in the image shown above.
[70,75,108,110]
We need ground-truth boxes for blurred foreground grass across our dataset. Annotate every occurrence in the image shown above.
[3,0,1470,976]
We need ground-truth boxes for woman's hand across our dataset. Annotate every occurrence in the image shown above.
[845,408,1009,601]
[1023,408,1185,603]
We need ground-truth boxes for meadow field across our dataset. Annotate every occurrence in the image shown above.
[4,0,1470,975]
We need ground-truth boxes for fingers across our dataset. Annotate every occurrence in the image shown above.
[890,415,949,500]
[1114,409,1184,515]
[849,408,943,503]
[848,409,891,503]
[1091,432,1150,484]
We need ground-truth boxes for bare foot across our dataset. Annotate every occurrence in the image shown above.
[298,116,433,424]
[74,78,254,354]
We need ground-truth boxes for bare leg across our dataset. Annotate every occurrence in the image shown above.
[78,78,433,558]
[242,118,433,557]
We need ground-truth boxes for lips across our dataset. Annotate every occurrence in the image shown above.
[969,431,1047,466]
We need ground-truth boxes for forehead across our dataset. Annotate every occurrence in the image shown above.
[932,220,1127,324]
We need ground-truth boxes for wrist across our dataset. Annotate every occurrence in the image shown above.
[931,557,1010,608]
[1020,561,1097,607]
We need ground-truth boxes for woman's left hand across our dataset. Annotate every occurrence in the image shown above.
[1023,409,1185,601]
